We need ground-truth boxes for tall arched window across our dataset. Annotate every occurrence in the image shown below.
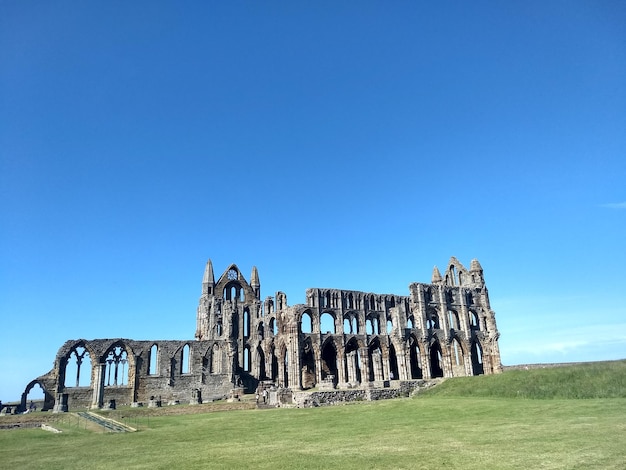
[181,344,190,374]
[104,345,128,386]
[301,312,312,333]
[320,313,335,334]
[149,344,159,375]
[64,346,92,387]
[452,338,462,366]
[243,308,250,338]
[448,310,460,330]
[243,346,251,372]
[470,311,480,330]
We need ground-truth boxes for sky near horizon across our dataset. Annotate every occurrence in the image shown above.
[1,2,625,402]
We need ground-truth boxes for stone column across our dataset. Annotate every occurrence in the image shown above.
[459,288,470,337]
[438,286,449,331]
[91,363,106,409]
[396,341,409,380]
[422,343,432,379]
[372,350,383,381]
[360,348,370,383]
[336,345,347,385]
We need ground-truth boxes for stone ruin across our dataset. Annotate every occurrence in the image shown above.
[22,257,501,411]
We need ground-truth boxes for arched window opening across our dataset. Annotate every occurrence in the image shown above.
[231,286,237,301]
[321,342,338,386]
[448,310,459,330]
[450,266,458,285]
[345,340,361,383]
[257,346,267,380]
[149,344,158,375]
[347,293,354,309]
[427,313,440,329]
[181,344,190,374]
[270,347,279,381]
[64,346,92,388]
[430,343,444,378]
[301,312,312,334]
[406,317,414,329]
[389,344,399,380]
[343,318,351,334]
[368,341,384,381]
[386,319,393,334]
[351,317,358,334]
[216,318,223,337]
[301,343,316,389]
[320,313,335,334]
[243,346,251,372]
[243,308,250,338]
[104,346,128,386]
[470,311,480,330]
[239,287,245,302]
[471,341,484,375]
[366,319,373,335]
[409,339,422,379]
[25,383,45,410]
[270,318,278,335]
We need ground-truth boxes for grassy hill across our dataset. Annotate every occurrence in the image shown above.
[0,361,624,469]
[419,360,626,399]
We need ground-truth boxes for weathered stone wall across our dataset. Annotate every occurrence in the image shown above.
[291,380,438,408]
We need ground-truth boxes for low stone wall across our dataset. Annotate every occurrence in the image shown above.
[291,380,439,408]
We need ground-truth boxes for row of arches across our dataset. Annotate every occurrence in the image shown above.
[241,335,486,391]
[296,309,482,335]
[309,289,409,313]
[62,342,195,389]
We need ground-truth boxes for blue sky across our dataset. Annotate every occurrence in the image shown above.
[1,1,625,401]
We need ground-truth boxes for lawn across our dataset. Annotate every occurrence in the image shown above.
[1,362,625,469]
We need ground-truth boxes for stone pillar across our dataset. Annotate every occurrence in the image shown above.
[422,343,432,379]
[287,337,299,389]
[438,287,449,331]
[346,351,356,383]
[360,348,370,383]
[459,288,470,337]
[91,363,106,409]
[336,346,347,385]
[396,342,409,380]
[442,344,453,378]
[372,350,383,381]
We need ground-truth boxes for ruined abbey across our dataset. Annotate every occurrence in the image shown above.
[23,257,501,411]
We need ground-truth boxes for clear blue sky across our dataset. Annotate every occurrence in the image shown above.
[1,1,625,402]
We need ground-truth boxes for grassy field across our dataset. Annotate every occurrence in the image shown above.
[1,361,625,469]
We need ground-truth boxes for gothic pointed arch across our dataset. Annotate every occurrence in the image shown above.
[320,338,338,386]
[429,340,444,378]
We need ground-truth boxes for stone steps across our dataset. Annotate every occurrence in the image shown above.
[76,412,135,433]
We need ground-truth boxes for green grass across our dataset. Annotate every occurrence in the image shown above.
[420,360,626,399]
[1,361,625,469]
